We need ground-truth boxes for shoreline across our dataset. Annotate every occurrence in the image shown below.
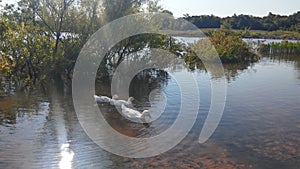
[165,29,300,40]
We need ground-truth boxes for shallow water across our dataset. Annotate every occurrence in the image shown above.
[0,55,300,169]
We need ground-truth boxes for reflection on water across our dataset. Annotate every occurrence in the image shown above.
[59,143,74,169]
[0,55,300,168]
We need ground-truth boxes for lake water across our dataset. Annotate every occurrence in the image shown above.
[1,54,300,168]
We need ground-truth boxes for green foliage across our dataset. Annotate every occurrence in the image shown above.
[0,18,55,88]
[103,0,145,22]
[183,30,258,65]
[259,41,300,55]
[183,11,300,33]
[220,21,232,30]
[184,15,221,29]
[0,0,169,91]
[145,0,163,13]
[102,33,183,74]
[209,31,258,63]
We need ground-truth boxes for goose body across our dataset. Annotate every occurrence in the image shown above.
[121,105,151,122]
[94,95,111,103]
[110,95,134,107]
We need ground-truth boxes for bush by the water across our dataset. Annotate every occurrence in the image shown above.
[183,30,258,66]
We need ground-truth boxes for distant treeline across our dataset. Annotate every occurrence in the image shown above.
[183,12,300,32]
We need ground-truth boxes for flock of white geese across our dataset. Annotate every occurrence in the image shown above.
[94,94,152,123]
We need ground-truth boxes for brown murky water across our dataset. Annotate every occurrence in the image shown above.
[0,55,300,169]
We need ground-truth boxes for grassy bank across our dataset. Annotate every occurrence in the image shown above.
[166,29,300,40]
[237,30,300,40]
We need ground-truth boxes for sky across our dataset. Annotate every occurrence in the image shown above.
[160,0,300,17]
[1,0,299,18]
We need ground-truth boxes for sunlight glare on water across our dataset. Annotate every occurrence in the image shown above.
[59,143,74,169]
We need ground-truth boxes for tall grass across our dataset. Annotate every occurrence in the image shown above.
[259,41,300,55]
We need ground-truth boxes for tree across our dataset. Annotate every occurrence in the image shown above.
[74,0,104,39]
[221,20,231,29]
[38,0,76,53]
[103,0,146,22]
[145,0,162,13]
[0,18,55,88]
[0,0,184,90]
[182,12,300,31]
[184,15,221,28]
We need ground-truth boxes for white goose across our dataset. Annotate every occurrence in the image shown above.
[110,95,134,107]
[94,94,111,103]
[121,104,152,123]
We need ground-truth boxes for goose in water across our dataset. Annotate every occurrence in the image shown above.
[94,95,111,103]
[121,104,151,123]
[110,95,134,107]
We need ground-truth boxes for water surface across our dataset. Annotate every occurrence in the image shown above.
[0,55,300,168]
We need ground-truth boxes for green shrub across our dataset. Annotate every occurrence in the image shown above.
[184,30,258,65]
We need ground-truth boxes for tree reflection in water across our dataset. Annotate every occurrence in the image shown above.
[268,54,300,79]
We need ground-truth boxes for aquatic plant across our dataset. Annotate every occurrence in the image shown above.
[259,41,300,55]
